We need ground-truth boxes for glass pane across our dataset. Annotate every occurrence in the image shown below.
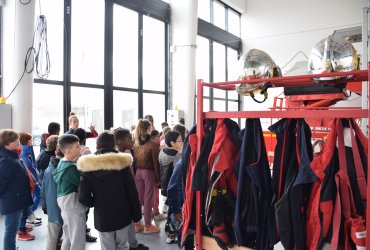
[33,84,64,154]
[198,0,210,22]
[71,87,104,134]
[213,1,226,30]
[227,47,239,100]
[196,36,209,96]
[228,9,240,37]
[213,42,226,98]
[228,101,239,111]
[143,16,165,91]
[213,100,226,111]
[71,0,104,84]
[113,91,138,130]
[143,93,165,130]
[229,100,239,124]
[35,1,63,81]
[113,5,138,89]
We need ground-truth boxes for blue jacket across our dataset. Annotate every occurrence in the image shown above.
[20,145,39,184]
[0,147,33,214]
[40,156,63,224]
[167,159,183,215]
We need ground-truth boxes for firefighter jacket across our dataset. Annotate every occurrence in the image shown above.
[268,118,317,250]
[181,119,240,249]
[306,119,368,250]
[234,118,273,250]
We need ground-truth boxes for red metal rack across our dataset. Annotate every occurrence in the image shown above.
[194,68,370,250]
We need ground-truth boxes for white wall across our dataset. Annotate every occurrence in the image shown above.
[240,0,368,111]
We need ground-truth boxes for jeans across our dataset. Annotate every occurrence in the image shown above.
[32,185,40,212]
[4,209,22,250]
[19,206,31,232]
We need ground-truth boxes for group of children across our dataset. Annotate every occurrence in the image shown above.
[0,114,193,250]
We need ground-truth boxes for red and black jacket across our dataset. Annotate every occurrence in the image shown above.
[306,119,367,250]
[268,118,317,250]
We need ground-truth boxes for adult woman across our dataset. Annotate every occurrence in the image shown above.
[65,113,98,139]
[133,119,161,234]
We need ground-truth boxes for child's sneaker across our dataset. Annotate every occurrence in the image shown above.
[17,232,35,241]
[134,223,144,233]
[25,225,33,232]
[166,233,177,244]
[143,224,160,234]
[153,213,167,221]
[28,213,42,221]
[26,219,42,226]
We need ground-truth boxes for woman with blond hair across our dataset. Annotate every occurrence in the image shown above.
[65,112,98,139]
[133,119,161,234]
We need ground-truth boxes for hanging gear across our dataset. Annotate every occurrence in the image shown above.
[306,119,367,250]
[234,118,273,250]
[268,118,317,250]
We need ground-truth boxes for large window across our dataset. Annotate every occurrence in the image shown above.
[143,93,165,129]
[32,0,169,135]
[113,6,138,89]
[32,84,64,152]
[198,0,241,37]
[196,0,241,115]
[143,16,165,91]
[35,0,64,81]
[71,0,105,85]
[71,87,104,133]
[113,90,138,130]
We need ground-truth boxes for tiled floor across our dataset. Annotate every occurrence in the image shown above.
[0,207,180,250]
[0,207,284,250]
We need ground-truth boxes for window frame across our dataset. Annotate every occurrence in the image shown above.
[32,0,170,131]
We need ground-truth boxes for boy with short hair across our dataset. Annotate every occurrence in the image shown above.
[36,135,58,181]
[78,131,142,250]
[40,147,64,250]
[0,129,33,250]
[40,122,61,152]
[53,134,86,250]
[114,128,149,250]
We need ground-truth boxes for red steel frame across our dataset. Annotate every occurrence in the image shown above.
[194,68,370,250]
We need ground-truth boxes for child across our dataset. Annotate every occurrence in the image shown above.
[159,130,183,243]
[73,128,91,156]
[53,134,86,250]
[40,147,64,250]
[133,119,161,234]
[150,129,165,221]
[36,135,58,182]
[0,129,33,249]
[73,127,97,243]
[40,122,61,152]
[19,132,41,231]
[78,131,142,250]
[114,128,149,250]
[167,159,194,249]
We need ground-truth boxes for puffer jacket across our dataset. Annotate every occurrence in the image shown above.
[133,135,160,182]
[159,147,181,196]
[0,147,33,214]
[78,148,141,232]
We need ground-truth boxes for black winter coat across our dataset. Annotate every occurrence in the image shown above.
[77,148,141,232]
